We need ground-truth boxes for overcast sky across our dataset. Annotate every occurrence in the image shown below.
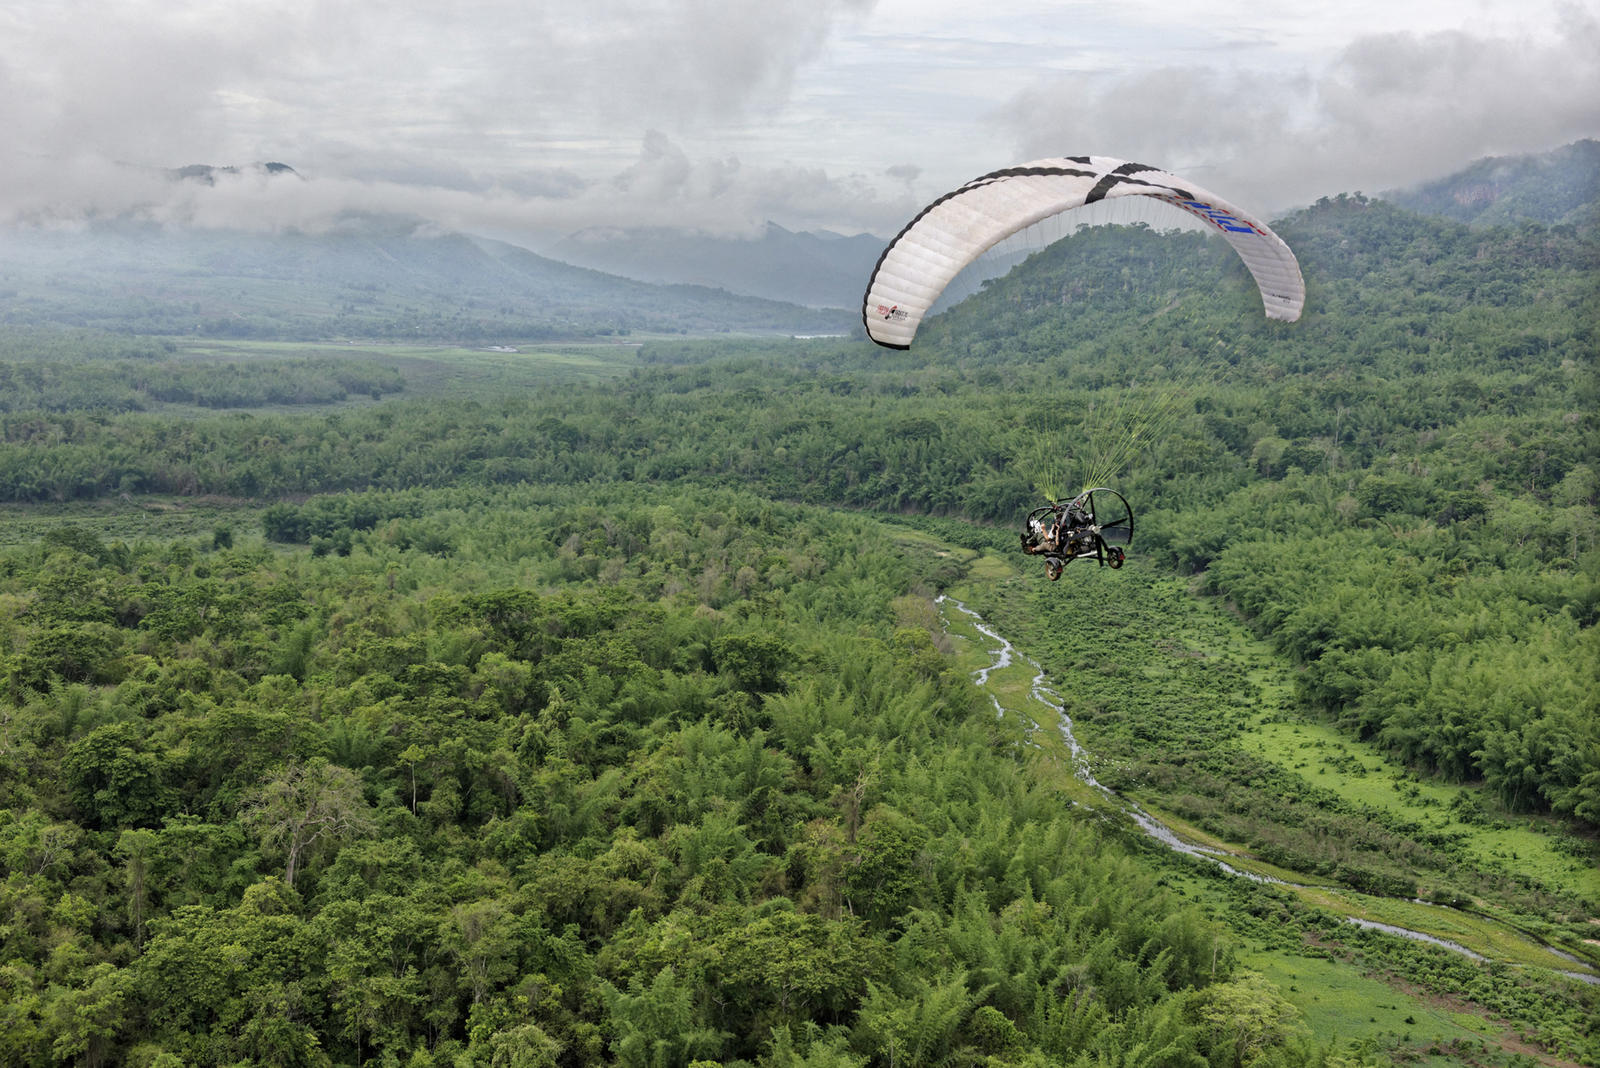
[2,0,1597,247]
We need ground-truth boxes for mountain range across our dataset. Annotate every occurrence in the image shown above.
[541,141,1598,307]
[1,141,1591,344]
[0,214,854,342]
[548,221,886,309]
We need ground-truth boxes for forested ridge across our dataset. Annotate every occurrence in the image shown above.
[1,187,1597,1064]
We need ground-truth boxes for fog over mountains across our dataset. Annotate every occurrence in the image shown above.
[0,140,1591,344]
[1383,138,1599,228]
[548,222,886,309]
[0,212,855,342]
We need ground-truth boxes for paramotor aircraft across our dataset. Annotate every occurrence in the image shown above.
[861,155,1303,579]
[1020,488,1134,580]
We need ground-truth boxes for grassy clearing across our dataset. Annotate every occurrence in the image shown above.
[1243,950,1501,1064]
[966,552,1017,585]
[883,526,980,561]
[0,498,261,548]
[1244,718,1600,906]
[1130,793,1594,974]
[173,337,643,398]
[379,341,642,391]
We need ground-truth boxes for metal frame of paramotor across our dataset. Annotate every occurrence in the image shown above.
[1021,487,1134,578]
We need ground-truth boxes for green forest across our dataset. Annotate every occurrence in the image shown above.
[1,189,1596,1066]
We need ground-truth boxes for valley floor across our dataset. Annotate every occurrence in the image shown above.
[930,539,1597,1065]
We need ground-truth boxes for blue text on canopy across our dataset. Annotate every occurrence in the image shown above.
[1176,199,1259,234]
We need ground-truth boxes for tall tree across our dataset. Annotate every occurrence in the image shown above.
[242,760,374,887]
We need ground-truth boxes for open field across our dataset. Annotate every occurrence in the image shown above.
[0,497,262,547]
[1243,717,1600,907]
[170,337,647,397]
[1243,950,1508,1065]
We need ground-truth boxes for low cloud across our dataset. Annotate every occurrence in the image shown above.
[4,1,1593,244]
[1,132,904,249]
[1000,8,1600,213]
[0,0,884,240]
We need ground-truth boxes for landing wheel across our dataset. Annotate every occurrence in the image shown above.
[1044,557,1063,581]
[1107,546,1125,569]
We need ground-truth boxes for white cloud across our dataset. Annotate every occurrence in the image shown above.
[0,0,900,240]
[0,0,1594,241]
[1,0,878,167]
[999,5,1600,213]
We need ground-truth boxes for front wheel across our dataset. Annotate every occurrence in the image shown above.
[1107,546,1125,569]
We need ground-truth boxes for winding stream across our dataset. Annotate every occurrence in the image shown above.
[940,596,1598,982]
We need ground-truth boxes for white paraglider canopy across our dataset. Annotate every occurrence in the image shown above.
[862,156,1305,349]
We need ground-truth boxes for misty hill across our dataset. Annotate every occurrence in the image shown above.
[170,161,303,184]
[0,214,855,342]
[1385,139,1600,228]
[547,221,887,307]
